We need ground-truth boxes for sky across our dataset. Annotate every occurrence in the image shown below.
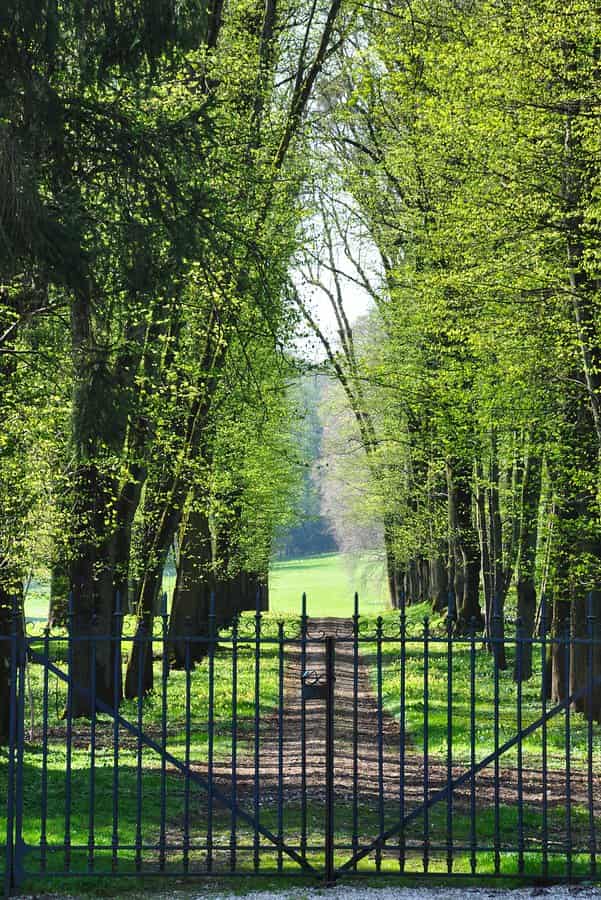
[290,206,383,359]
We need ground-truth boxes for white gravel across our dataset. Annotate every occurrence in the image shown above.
[184,888,601,900]
[18,886,601,899]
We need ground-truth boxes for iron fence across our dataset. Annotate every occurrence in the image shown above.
[2,591,601,892]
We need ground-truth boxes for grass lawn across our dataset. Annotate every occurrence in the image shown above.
[268,553,388,617]
[367,602,601,768]
[23,553,390,623]
[7,558,600,891]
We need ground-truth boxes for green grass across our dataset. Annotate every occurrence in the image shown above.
[269,552,388,616]
[1,612,300,889]
[23,552,389,622]
[369,602,601,768]
[9,558,601,892]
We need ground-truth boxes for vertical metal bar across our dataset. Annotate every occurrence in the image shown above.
[135,621,145,874]
[300,591,308,861]
[469,615,477,875]
[352,592,359,872]
[492,597,501,875]
[207,590,216,874]
[14,597,25,890]
[64,592,74,873]
[446,591,453,874]
[423,616,430,874]
[324,635,336,886]
[375,615,385,873]
[111,591,122,873]
[40,625,50,874]
[277,620,285,873]
[565,615,572,879]
[516,615,524,874]
[398,595,406,873]
[586,592,597,877]
[183,626,192,874]
[253,588,262,873]
[540,594,549,879]
[159,591,168,872]
[4,596,18,895]
[230,615,239,873]
[87,614,97,873]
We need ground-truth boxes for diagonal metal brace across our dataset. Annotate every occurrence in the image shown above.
[28,649,316,874]
[338,673,601,873]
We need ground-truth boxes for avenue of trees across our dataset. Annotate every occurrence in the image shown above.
[302,0,601,715]
[0,0,347,727]
[2,0,601,727]
[273,375,338,560]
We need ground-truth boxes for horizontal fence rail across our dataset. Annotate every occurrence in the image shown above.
[1,591,601,891]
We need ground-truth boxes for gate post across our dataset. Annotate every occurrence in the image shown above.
[13,617,26,892]
[324,635,336,885]
[4,594,25,896]
[4,597,17,896]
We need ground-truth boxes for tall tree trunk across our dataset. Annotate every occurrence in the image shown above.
[551,597,571,705]
[124,328,225,696]
[168,506,213,669]
[475,466,493,626]
[124,472,184,698]
[0,583,21,745]
[476,448,507,669]
[570,591,601,722]
[562,80,601,448]
[514,449,542,682]
[429,553,448,613]
[67,289,138,715]
[549,382,601,713]
[447,460,483,633]
[488,431,505,605]
[113,462,146,612]
[48,558,69,628]
[383,517,399,608]
[68,462,124,716]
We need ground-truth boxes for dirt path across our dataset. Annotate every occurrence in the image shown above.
[207,617,600,825]
[209,617,400,805]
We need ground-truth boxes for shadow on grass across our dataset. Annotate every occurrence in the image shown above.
[1,756,599,894]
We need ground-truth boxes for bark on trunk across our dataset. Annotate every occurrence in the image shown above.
[68,462,124,717]
[514,450,542,682]
[383,518,398,608]
[430,555,448,613]
[548,380,601,710]
[570,591,601,722]
[48,560,69,628]
[124,474,184,698]
[551,598,571,705]
[67,287,141,715]
[0,585,18,744]
[475,455,506,669]
[447,461,483,633]
[168,507,213,669]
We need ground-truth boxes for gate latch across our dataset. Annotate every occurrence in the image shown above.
[301,669,329,701]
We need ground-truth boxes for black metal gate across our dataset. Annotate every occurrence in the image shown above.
[2,592,601,892]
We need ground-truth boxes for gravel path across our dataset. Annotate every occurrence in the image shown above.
[206,888,601,899]
[17,885,601,898]
[18,620,599,894]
